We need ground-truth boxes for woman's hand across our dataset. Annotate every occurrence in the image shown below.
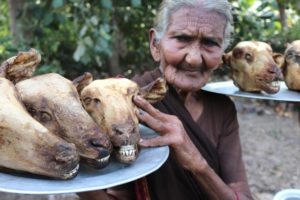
[133,95,207,171]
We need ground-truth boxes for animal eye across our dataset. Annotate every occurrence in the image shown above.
[286,52,294,59]
[83,97,92,105]
[94,98,101,106]
[245,53,252,61]
[40,111,52,122]
[27,107,36,115]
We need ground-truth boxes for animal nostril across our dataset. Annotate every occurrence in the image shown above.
[55,144,77,162]
[98,148,110,158]
[116,129,124,135]
[90,138,108,148]
[268,65,277,73]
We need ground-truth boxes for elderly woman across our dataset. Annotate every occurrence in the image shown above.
[79,0,253,199]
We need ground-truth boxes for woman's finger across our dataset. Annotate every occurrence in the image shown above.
[136,109,167,133]
[133,95,163,119]
[139,135,170,147]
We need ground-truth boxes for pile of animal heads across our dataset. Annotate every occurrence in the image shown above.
[0,49,79,179]
[1,49,113,170]
[0,48,168,179]
[223,41,283,94]
[74,72,167,164]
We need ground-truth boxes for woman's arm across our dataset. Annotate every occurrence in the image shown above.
[77,183,135,200]
[133,95,252,200]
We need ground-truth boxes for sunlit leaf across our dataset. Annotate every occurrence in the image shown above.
[101,0,112,9]
[131,0,141,7]
[42,13,54,26]
[52,0,64,8]
[73,42,86,61]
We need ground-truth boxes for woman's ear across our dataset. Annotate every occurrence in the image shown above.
[149,28,161,62]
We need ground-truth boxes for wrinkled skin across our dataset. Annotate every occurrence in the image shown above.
[1,49,112,169]
[281,40,300,91]
[223,41,282,94]
[0,77,79,179]
[74,73,167,164]
[15,74,113,169]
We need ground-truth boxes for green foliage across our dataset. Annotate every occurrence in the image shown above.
[0,0,17,60]
[229,0,300,52]
[1,0,299,79]
[0,0,161,78]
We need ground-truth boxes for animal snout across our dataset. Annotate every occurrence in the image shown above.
[89,138,112,155]
[55,143,79,163]
[113,125,136,136]
[268,65,283,80]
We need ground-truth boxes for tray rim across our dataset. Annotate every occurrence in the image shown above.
[202,80,300,102]
[0,124,169,195]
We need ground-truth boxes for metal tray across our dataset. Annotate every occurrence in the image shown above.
[0,124,169,195]
[202,81,300,102]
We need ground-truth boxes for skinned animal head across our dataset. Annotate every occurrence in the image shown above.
[74,72,167,164]
[281,40,300,91]
[0,77,79,179]
[1,49,113,169]
[223,41,282,94]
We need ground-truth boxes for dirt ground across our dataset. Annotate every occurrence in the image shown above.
[0,98,299,200]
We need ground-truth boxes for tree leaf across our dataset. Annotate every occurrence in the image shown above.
[73,42,86,61]
[52,0,64,8]
[131,0,141,7]
[101,0,112,9]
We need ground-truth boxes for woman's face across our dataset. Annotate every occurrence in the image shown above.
[151,7,226,91]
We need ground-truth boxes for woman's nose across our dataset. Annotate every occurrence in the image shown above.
[185,45,203,67]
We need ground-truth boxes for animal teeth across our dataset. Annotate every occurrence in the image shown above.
[64,164,79,178]
[96,155,110,163]
[119,145,137,157]
[271,81,279,88]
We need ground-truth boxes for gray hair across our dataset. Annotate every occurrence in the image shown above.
[153,0,234,49]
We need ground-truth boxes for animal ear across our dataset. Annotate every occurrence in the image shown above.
[139,77,168,104]
[0,48,41,83]
[72,72,93,94]
[273,53,284,68]
[222,52,232,67]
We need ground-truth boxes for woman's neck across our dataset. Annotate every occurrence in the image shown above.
[176,89,204,122]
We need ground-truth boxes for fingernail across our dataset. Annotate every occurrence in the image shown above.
[134,95,143,102]
[138,109,145,115]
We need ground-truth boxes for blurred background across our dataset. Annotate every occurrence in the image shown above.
[0,1,300,200]
[0,0,300,79]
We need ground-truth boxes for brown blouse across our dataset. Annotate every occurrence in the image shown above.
[131,68,252,200]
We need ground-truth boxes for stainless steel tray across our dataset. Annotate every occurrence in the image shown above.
[0,124,169,194]
[202,81,300,102]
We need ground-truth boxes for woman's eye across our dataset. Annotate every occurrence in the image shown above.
[202,38,219,47]
[175,35,191,43]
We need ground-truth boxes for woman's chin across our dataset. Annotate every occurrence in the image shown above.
[172,80,203,92]
[165,72,209,91]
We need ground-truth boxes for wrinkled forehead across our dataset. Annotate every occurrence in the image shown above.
[169,7,225,39]
[237,41,272,53]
